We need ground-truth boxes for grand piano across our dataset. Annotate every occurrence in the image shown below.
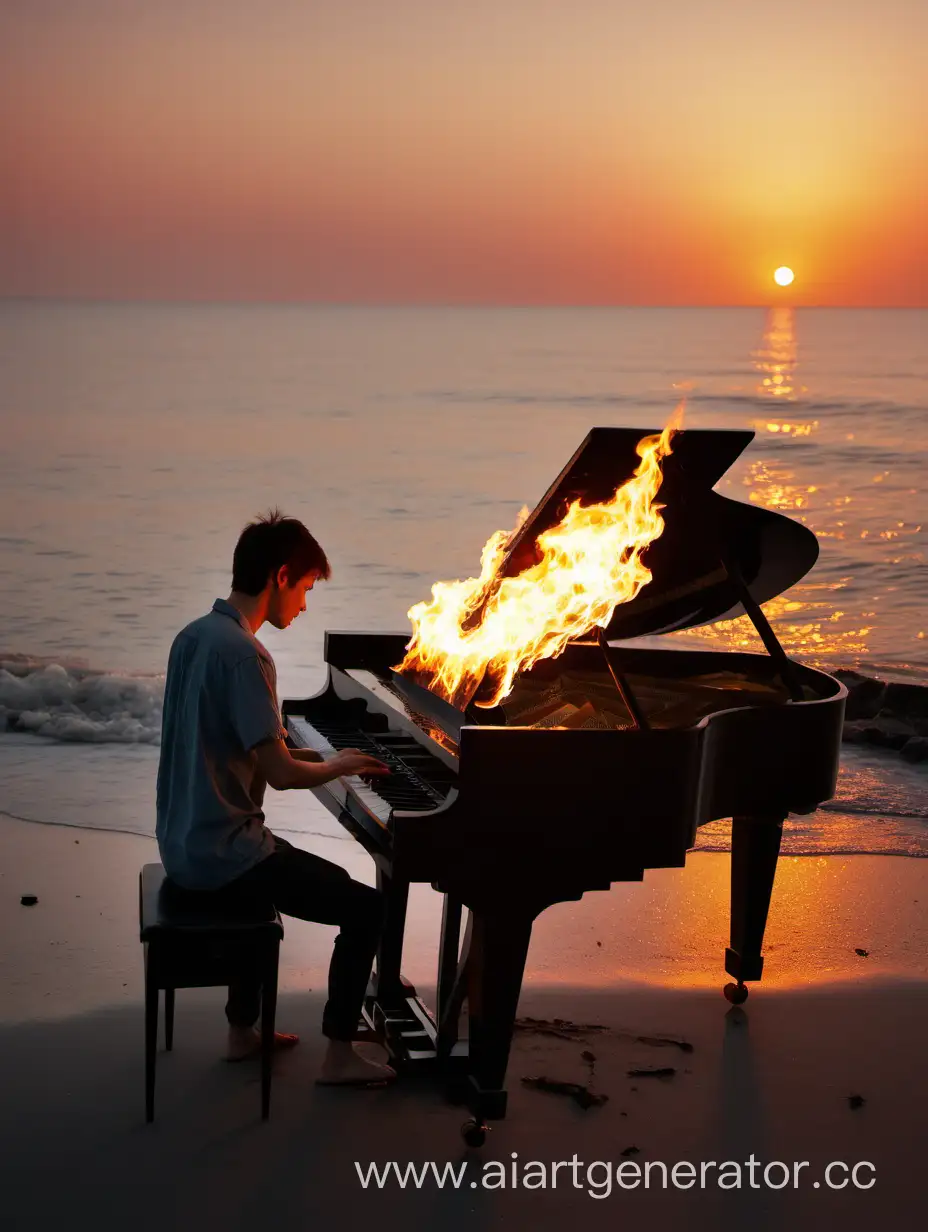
[282,427,846,1144]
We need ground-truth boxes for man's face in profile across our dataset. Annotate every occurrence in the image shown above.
[267,569,318,630]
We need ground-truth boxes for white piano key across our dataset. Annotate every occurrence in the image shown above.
[288,716,336,757]
[287,716,393,826]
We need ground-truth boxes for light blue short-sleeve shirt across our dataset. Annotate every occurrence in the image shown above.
[155,599,285,889]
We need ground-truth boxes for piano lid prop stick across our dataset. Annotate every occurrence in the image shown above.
[722,558,804,703]
[596,627,650,731]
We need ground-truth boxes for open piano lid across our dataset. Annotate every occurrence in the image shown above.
[497,426,819,640]
[387,426,817,732]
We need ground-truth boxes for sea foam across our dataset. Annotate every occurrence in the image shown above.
[0,655,163,744]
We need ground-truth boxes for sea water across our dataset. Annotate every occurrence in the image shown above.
[1,303,926,855]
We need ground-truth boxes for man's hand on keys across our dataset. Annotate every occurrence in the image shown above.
[329,749,391,778]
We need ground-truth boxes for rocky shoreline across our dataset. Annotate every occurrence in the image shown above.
[836,670,928,764]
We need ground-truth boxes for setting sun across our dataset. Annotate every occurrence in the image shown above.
[774,266,795,287]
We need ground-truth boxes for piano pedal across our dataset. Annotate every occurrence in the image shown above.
[357,1001,387,1044]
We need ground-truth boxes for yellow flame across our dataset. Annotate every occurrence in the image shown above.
[398,413,681,709]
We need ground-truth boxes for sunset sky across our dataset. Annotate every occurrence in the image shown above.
[1,0,925,306]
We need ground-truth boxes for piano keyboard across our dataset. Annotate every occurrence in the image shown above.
[287,715,451,828]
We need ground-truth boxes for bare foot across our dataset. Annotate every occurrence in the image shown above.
[224,1026,300,1062]
[316,1040,396,1086]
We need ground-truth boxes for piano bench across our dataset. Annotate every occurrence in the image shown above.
[138,862,284,1124]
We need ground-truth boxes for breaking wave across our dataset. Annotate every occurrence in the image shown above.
[0,654,163,744]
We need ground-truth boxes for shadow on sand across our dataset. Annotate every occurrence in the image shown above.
[1,982,922,1232]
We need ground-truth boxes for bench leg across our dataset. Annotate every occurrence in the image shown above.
[144,950,158,1123]
[260,943,280,1120]
[164,988,175,1051]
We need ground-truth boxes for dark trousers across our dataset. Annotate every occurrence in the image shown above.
[206,837,383,1040]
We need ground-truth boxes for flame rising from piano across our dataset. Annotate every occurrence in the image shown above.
[397,416,680,709]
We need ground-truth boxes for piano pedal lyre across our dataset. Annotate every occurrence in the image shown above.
[355,994,386,1045]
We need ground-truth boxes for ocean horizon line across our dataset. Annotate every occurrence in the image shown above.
[1,297,925,312]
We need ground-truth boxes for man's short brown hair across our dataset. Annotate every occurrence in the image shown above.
[231,510,331,596]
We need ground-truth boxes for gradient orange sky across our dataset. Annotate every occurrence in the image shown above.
[1,0,925,305]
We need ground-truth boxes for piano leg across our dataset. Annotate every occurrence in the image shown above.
[724,812,785,1002]
[465,910,534,1126]
[436,895,469,1059]
[373,868,410,1009]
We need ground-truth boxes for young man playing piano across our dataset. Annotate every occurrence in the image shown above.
[156,510,395,1085]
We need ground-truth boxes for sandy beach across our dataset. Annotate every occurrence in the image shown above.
[2,812,926,1230]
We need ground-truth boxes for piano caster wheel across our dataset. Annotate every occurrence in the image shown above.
[461,1118,488,1148]
[723,982,749,1005]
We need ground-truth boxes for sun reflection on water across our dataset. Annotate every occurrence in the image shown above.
[744,459,818,515]
[668,590,874,666]
[664,305,923,670]
[751,305,801,401]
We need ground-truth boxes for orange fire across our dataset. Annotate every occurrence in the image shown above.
[398,414,680,709]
